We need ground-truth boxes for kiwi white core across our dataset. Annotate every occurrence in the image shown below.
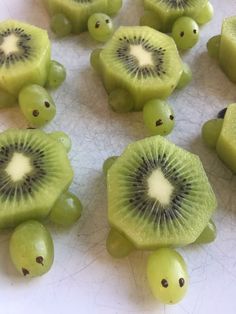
[129,45,153,67]
[0,34,19,55]
[5,153,32,182]
[147,168,174,206]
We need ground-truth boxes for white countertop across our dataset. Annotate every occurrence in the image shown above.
[0,0,236,313]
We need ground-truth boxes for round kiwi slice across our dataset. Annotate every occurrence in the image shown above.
[98,26,183,111]
[0,20,51,96]
[143,0,207,32]
[107,136,217,249]
[0,129,73,228]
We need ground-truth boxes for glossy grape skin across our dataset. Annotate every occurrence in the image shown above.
[202,119,223,149]
[172,17,199,50]
[18,84,56,127]
[106,228,135,258]
[50,192,83,227]
[108,89,134,113]
[140,11,161,30]
[176,63,192,89]
[49,131,72,152]
[143,99,175,136]
[103,156,118,176]
[46,60,66,89]
[107,0,122,16]
[90,49,103,74]
[0,89,16,108]
[51,14,72,37]
[9,220,54,278]
[88,13,114,43]
[194,2,214,25]
[207,35,221,59]
[147,248,189,304]
[194,219,216,244]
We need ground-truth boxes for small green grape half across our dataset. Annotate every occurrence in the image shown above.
[18,84,56,127]
[46,60,66,89]
[88,13,114,43]
[194,219,217,244]
[9,220,54,278]
[147,248,189,304]
[202,119,223,149]
[143,99,175,136]
[103,156,118,176]
[49,131,72,152]
[207,35,221,59]
[108,89,134,113]
[176,63,192,89]
[50,192,83,227]
[0,89,17,108]
[90,49,103,74]
[194,2,214,25]
[51,14,72,37]
[107,0,122,16]
[140,11,161,30]
[172,17,199,51]
[106,228,135,258]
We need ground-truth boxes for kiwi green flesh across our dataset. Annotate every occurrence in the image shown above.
[46,0,111,33]
[193,219,216,244]
[99,26,183,111]
[0,20,51,96]
[108,136,217,249]
[0,129,73,229]
[216,103,236,173]
[219,16,236,83]
[143,0,207,32]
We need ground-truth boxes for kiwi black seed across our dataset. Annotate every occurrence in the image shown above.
[0,27,32,67]
[108,136,217,249]
[164,0,190,9]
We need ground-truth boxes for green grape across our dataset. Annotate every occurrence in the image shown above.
[207,35,221,59]
[147,248,189,304]
[202,119,223,149]
[90,49,103,74]
[49,131,72,152]
[46,60,66,89]
[194,2,214,25]
[107,0,122,16]
[88,13,114,43]
[172,17,199,50]
[176,63,192,89]
[140,11,161,30]
[18,84,56,127]
[143,99,175,136]
[108,89,134,113]
[103,156,118,176]
[194,219,216,244]
[51,14,72,37]
[50,191,83,227]
[9,220,54,278]
[0,89,16,108]
[106,228,135,258]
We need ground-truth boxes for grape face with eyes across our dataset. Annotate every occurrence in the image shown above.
[18,84,56,127]
[143,99,175,136]
[147,248,189,304]
[88,13,114,43]
[172,17,199,51]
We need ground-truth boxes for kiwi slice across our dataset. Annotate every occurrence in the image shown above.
[107,136,217,249]
[0,129,73,228]
[143,0,207,32]
[216,103,236,173]
[219,16,236,83]
[0,20,51,96]
[46,0,114,34]
[96,26,183,111]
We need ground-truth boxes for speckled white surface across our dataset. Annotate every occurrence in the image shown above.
[0,0,236,313]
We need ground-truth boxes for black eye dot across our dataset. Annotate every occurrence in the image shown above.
[170,115,174,120]
[156,119,163,126]
[44,101,50,108]
[32,110,39,117]
[179,278,185,287]
[95,21,100,28]
[22,268,30,276]
[161,279,169,288]
[106,19,110,24]
[36,256,44,265]
[193,29,197,34]
[180,31,184,37]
